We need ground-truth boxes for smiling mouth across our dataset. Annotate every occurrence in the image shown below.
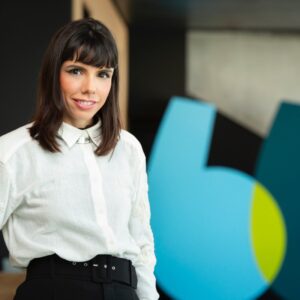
[72,99,98,110]
[74,99,97,106]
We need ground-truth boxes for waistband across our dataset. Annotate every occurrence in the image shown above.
[26,254,137,289]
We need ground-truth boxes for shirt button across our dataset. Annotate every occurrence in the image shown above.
[77,136,91,144]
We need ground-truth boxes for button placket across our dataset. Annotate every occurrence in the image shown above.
[80,143,115,245]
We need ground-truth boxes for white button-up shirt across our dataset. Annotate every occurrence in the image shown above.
[0,121,159,300]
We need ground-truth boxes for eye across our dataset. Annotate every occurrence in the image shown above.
[98,70,111,79]
[67,68,82,75]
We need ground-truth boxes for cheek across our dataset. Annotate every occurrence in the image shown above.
[102,81,113,98]
[60,75,78,95]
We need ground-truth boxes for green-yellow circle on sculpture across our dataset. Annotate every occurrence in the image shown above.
[251,183,287,283]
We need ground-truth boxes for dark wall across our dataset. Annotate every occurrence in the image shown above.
[0,0,71,266]
[128,26,186,158]
[0,0,71,136]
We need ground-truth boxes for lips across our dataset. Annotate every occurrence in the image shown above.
[73,98,97,110]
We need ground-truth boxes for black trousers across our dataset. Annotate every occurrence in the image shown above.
[13,254,139,300]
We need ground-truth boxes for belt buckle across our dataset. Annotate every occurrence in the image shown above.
[91,255,112,284]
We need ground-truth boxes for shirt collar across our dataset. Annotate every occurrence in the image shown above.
[57,119,102,148]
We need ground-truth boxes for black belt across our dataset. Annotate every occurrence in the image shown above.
[26,254,138,289]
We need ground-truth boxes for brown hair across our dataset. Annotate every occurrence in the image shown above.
[29,18,121,156]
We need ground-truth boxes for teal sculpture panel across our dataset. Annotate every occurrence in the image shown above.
[256,102,300,300]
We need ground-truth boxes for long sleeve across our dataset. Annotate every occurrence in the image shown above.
[129,152,159,300]
[0,162,14,230]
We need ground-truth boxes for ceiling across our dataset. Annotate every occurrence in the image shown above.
[113,0,300,31]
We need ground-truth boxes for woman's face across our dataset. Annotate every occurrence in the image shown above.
[60,60,114,128]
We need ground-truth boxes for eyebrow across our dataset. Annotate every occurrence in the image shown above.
[100,68,114,72]
[65,64,114,72]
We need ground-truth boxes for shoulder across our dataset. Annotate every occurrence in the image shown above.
[119,129,143,149]
[116,129,145,161]
[0,123,33,163]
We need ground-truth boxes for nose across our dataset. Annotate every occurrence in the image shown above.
[81,75,96,96]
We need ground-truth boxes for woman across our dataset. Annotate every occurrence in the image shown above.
[0,18,159,300]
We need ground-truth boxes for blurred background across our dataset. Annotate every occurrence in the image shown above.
[1,0,300,299]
